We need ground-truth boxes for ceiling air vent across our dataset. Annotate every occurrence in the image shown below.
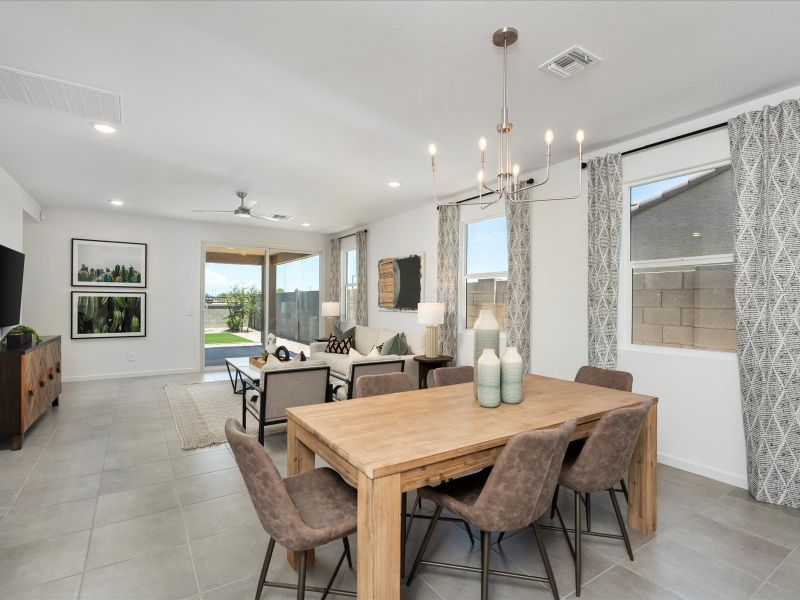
[539,46,601,79]
[269,215,293,222]
[0,65,122,127]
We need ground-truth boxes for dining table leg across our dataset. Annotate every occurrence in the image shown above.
[358,471,401,600]
[286,419,316,569]
[627,401,657,534]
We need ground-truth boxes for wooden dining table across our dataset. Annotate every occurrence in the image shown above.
[286,373,658,599]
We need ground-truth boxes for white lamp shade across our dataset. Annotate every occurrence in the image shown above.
[321,302,340,317]
[417,302,445,325]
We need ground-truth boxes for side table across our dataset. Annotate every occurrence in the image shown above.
[412,355,453,389]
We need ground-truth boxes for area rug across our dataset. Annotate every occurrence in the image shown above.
[165,380,286,450]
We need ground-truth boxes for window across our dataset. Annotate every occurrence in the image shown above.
[628,164,735,352]
[464,216,508,329]
[342,248,357,322]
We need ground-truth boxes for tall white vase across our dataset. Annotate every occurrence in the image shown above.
[501,346,524,404]
[473,310,500,398]
[477,348,501,408]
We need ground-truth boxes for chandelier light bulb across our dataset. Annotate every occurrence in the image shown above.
[428,143,437,156]
[545,129,554,144]
[576,129,585,143]
[512,164,520,176]
[477,169,485,183]
[478,136,487,151]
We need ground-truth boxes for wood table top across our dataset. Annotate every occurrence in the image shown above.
[287,374,657,479]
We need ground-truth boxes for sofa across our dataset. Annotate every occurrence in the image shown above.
[310,325,426,391]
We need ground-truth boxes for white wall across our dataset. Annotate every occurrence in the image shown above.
[0,165,40,252]
[22,208,326,381]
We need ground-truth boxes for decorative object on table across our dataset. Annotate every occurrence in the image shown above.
[71,238,146,287]
[71,291,145,339]
[426,27,584,210]
[378,254,422,311]
[473,309,500,398]
[1,325,41,347]
[265,332,278,355]
[500,346,524,404]
[321,301,340,337]
[476,348,501,408]
[417,302,445,358]
[413,354,452,389]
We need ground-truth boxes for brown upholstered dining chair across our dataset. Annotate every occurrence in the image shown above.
[549,401,652,596]
[225,419,356,600]
[407,420,576,600]
[432,365,474,387]
[354,372,414,398]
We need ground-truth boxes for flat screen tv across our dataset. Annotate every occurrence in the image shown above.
[0,244,24,328]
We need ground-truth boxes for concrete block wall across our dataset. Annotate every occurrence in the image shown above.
[632,264,735,351]
[466,278,507,329]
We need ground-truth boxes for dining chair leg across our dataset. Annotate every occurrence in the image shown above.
[496,531,505,545]
[342,536,352,570]
[295,549,307,600]
[609,488,634,560]
[463,520,476,545]
[553,502,575,557]
[575,491,582,597]
[532,522,559,600]
[255,538,275,600]
[619,478,629,503]
[406,493,420,537]
[550,484,560,519]
[480,530,491,600]
[401,492,407,577]
[406,505,443,585]
[585,492,592,531]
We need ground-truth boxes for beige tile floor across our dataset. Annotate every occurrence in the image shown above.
[0,372,799,599]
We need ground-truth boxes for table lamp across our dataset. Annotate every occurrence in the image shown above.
[321,301,340,338]
[417,302,445,358]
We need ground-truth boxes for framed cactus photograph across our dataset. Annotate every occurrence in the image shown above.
[71,292,146,339]
[71,238,147,288]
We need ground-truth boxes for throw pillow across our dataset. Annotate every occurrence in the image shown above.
[380,332,408,356]
[367,345,381,358]
[333,324,356,341]
[349,348,364,360]
[325,333,352,354]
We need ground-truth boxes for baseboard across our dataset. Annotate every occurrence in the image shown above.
[62,367,200,383]
[658,452,748,489]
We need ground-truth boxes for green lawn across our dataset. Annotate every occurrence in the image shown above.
[204,332,252,344]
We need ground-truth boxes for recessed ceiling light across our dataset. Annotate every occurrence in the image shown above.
[387,181,401,188]
[301,222,311,227]
[93,123,117,134]
[691,232,702,237]
[109,199,124,206]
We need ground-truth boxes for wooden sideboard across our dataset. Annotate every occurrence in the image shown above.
[0,336,61,450]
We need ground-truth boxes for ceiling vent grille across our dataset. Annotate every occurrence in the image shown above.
[269,215,293,222]
[539,46,601,79]
[0,65,122,127]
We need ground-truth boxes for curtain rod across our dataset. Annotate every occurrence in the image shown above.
[580,121,728,169]
[336,229,367,240]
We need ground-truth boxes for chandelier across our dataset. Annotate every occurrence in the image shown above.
[430,27,584,207]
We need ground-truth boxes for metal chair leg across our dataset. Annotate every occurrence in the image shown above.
[620,478,629,503]
[296,550,307,600]
[496,531,505,545]
[550,484,560,519]
[575,491,582,597]
[342,536,352,570]
[481,530,490,600]
[553,502,575,557]
[532,522,559,600]
[463,520,476,545]
[585,492,591,531]
[255,538,275,600]
[609,488,634,560]
[401,492,407,577]
[320,546,349,600]
[406,505,443,585]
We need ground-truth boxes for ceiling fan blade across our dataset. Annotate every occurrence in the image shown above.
[244,199,259,209]
[249,212,280,221]
[192,209,235,213]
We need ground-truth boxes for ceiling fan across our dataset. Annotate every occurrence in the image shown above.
[192,191,292,222]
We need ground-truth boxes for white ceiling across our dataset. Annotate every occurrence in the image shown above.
[1,1,799,234]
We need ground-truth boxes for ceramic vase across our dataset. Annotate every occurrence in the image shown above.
[500,346,524,404]
[473,310,500,398]
[477,348,501,408]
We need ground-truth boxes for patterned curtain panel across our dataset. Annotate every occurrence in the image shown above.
[327,237,340,302]
[729,99,800,508]
[505,198,531,371]
[437,205,459,357]
[587,153,623,369]
[355,230,368,326]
